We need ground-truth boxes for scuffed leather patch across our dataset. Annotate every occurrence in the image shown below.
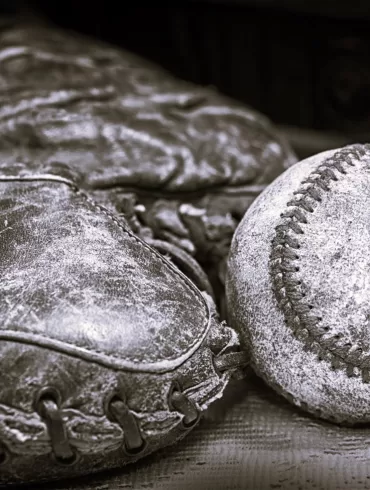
[0,24,296,296]
[0,177,209,373]
[0,24,295,193]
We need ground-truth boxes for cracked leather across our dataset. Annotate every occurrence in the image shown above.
[0,168,241,485]
[0,21,296,298]
[0,19,292,483]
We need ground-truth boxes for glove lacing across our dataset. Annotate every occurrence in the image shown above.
[0,347,249,466]
[0,244,247,466]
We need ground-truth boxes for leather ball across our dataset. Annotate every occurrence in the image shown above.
[226,144,370,424]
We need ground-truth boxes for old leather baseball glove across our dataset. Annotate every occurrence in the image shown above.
[0,162,247,485]
[0,19,294,484]
[0,21,296,301]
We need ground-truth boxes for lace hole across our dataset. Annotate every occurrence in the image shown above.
[34,387,77,466]
[104,392,123,422]
[34,386,62,415]
[168,381,181,410]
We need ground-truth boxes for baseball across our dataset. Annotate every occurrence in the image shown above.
[226,144,370,424]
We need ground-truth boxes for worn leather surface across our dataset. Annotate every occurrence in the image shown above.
[0,21,296,297]
[226,144,370,425]
[0,168,242,485]
[18,374,370,490]
[0,18,294,485]
[0,177,208,372]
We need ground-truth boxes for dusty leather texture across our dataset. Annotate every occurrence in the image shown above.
[21,375,370,490]
[0,18,292,485]
[226,144,370,425]
[0,177,208,372]
[0,21,296,298]
[0,168,242,485]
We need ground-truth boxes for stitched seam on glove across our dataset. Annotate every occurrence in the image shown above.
[0,175,210,370]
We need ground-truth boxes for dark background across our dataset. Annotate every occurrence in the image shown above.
[4,1,370,153]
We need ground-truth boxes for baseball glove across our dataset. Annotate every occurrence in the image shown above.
[0,21,296,302]
[0,20,294,484]
[0,163,247,485]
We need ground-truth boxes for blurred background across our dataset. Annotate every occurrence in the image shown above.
[3,0,370,158]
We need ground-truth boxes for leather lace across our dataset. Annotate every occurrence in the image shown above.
[6,350,248,466]
[108,398,145,453]
[213,351,249,373]
[37,395,76,463]
[169,389,199,427]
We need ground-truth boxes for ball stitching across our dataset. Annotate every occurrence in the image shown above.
[269,144,370,383]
